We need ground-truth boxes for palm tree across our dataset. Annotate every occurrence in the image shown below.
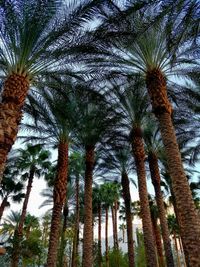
[90,10,200,264]
[0,0,107,179]
[148,197,165,267]
[67,84,119,267]
[22,85,73,267]
[106,79,157,267]
[92,185,103,267]
[0,163,24,221]
[11,143,51,267]
[143,120,175,267]
[69,151,85,267]
[99,142,135,267]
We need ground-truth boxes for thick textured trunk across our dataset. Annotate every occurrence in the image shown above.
[146,68,200,266]
[131,126,157,267]
[105,206,109,267]
[72,175,80,267]
[0,196,8,221]
[11,168,34,267]
[98,204,102,267]
[0,73,29,180]
[121,172,135,267]
[82,145,95,267]
[148,152,174,267]
[47,142,68,267]
[151,216,165,267]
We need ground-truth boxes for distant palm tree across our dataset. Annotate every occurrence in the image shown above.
[99,141,135,267]
[66,84,119,267]
[107,78,157,266]
[23,85,73,267]
[0,163,24,221]
[143,120,174,267]
[11,143,51,267]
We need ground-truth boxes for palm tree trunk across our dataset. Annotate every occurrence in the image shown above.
[0,196,8,221]
[11,167,34,267]
[98,203,102,267]
[0,74,29,180]
[174,233,181,267]
[111,205,116,248]
[169,182,189,265]
[114,201,119,250]
[148,151,174,267]
[151,216,165,267]
[72,174,80,267]
[82,145,95,267]
[105,206,109,267]
[121,172,135,267]
[146,68,200,266]
[58,203,68,267]
[47,142,68,267]
[131,126,157,267]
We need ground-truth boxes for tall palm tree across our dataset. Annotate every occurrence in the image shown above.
[0,0,108,179]
[11,143,51,267]
[90,11,200,264]
[22,85,73,267]
[69,151,85,267]
[143,120,175,267]
[99,142,135,267]
[106,78,157,267]
[66,84,119,267]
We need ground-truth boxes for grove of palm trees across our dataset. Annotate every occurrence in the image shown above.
[0,0,199,266]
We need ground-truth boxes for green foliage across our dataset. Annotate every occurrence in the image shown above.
[135,230,147,267]
[101,249,128,267]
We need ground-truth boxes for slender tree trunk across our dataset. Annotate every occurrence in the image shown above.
[169,182,189,265]
[148,152,174,267]
[72,174,80,267]
[174,233,181,267]
[58,203,68,267]
[98,203,102,267]
[47,142,68,267]
[82,145,95,267]
[111,206,116,248]
[131,126,157,267]
[146,68,200,266]
[11,167,34,267]
[121,172,135,267]
[0,74,29,180]
[0,196,8,221]
[105,206,109,267]
[151,216,165,267]
[114,201,119,250]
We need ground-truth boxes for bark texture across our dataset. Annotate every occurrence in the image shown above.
[0,196,9,221]
[121,172,135,267]
[11,167,34,267]
[148,152,174,267]
[151,215,165,267]
[47,142,68,267]
[0,74,29,180]
[146,68,200,267]
[131,126,157,267]
[82,145,95,267]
